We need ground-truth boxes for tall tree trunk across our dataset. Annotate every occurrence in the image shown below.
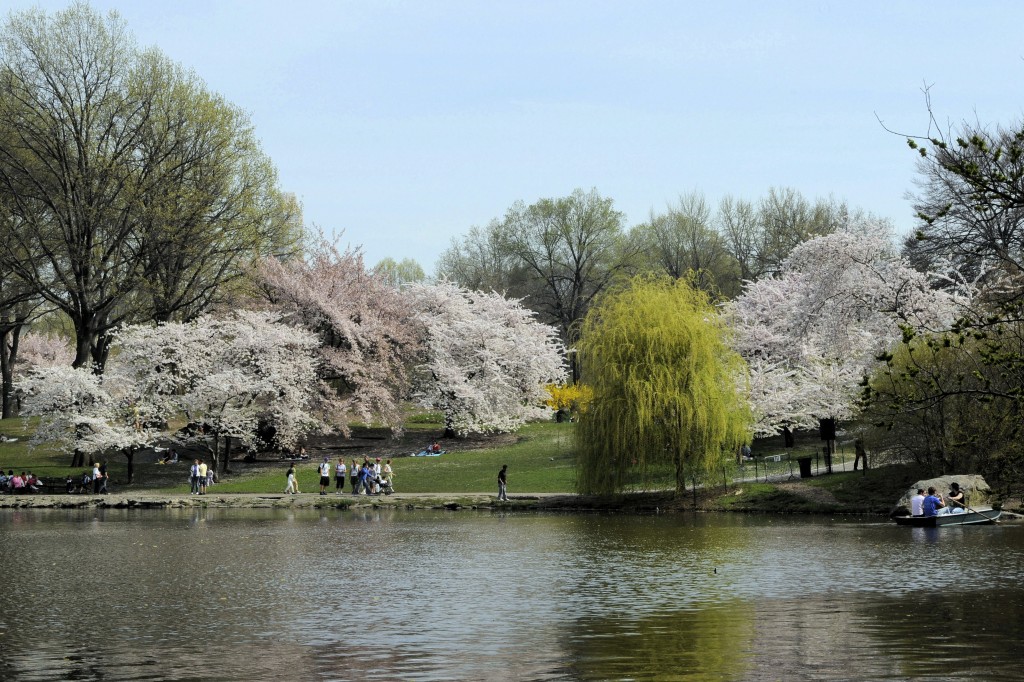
[71,448,84,468]
[0,326,13,419]
[124,448,135,484]
[210,434,221,483]
[222,435,232,474]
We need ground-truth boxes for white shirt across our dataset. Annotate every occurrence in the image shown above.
[910,494,925,516]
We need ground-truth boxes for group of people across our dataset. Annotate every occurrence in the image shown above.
[284,456,395,496]
[1,469,43,494]
[189,459,213,495]
[910,482,967,517]
[2,462,114,495]
[61,463,109,494]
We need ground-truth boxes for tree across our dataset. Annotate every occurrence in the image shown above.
[728,221,967,437]
[719,188,851,281]
[18,365,158,475]
[631,191,741,297]
[256,235,420,434]
[575,276,749,495]
[902,112,1024,295]
[115,312,323,476]
[374,257,426,288]
[499,189,637,352]
[436,222,526,293]
[874,106,1024,480]
[0,4,297,370]
[406,281,567,437]
[862,332,1023,479]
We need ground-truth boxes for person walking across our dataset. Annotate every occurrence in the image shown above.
[98,461,109,493]
[318,456,331,496]
[284,464,298,494]
[92,462,102,494]
[197,460,208,495]
[498,464,508,501]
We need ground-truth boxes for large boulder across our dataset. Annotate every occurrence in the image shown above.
[892,475,991,516]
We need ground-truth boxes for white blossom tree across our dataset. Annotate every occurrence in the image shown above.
[407,281,568,436]
[18,365,159,477]
[18,312,322,481]
[728,220,969,436]
[115,311,324,476]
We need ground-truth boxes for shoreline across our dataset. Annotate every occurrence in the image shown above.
[0,490,889,515]
[0,491,579,511]
[4,491,1020,519]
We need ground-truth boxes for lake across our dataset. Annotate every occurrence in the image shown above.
[1,508,1022,681]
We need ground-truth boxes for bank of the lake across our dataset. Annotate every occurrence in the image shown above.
[5,470,1022,518]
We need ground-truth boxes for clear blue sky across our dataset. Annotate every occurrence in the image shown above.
[16,1,1024,270]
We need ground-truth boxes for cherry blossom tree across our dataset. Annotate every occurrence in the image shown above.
[114,311,324,476]
[18,365,158,476]
[407,281,568,436]
[18,312,322,480]
[256,235,420,435]
[728,220,969,437]
[15,332,74,370]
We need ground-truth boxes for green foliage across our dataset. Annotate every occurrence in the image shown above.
[863,327,1024,481]
[574,276,751,494]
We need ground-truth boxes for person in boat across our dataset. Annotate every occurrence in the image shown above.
[945,482,966,514]
[922,487,945,517]
[910,488,925,516]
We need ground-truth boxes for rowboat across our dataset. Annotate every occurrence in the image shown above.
[893,507,1001,527]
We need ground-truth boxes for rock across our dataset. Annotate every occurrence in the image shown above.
[893,474,991,515]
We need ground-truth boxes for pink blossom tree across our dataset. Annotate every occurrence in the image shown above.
[256,236,420,435]
[407,281,568,436]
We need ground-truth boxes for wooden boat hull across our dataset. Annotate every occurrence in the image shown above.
[893,508,1000,527]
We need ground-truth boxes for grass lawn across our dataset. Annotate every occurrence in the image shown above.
[206,421,579,494]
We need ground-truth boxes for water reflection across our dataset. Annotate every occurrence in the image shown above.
[0,509,1022,680]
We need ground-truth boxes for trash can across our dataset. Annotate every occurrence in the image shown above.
[797,457,813,479]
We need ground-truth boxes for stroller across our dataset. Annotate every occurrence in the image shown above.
[376,476,394,496]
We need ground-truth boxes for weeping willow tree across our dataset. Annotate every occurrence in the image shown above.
[575,276,750,494]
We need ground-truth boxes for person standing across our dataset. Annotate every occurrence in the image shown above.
[335,458,347,494]
[318,457,331,496]
[498,464,508,501]
[190,459,201,495]
[198,460,208,495]
[853,438,868,471]
[910,488,926,517]
[349,459,360,495]
[92,462,102,494]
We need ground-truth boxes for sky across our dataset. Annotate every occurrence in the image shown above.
[14,0,1024,271]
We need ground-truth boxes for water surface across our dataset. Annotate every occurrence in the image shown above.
[1,509,1021,681]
